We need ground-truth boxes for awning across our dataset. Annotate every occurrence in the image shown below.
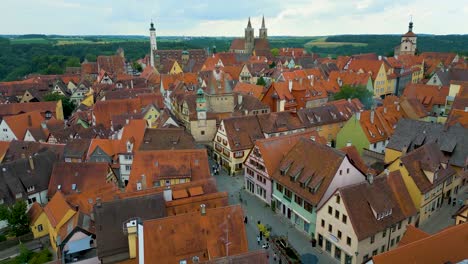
[66,236,93,254]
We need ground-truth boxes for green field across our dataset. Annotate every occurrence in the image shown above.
[305,37,367,48]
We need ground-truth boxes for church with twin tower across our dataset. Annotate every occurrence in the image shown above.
[229,16,271,57]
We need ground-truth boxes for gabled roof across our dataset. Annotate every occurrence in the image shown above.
[143,205,248,263]
[272,138,346,206]
[0,101,59,118]
[233,82,265,100]
[97,55,125,74]
[446,109,468,128]
[48,162,115,198]
[139,128,196,151]
[256,111,305,134]
[297,105,347,128]
[254,131,326,176]
[347,59,384,78]
[118,119,147,153]
[93,98,142,128]
[397,225,430,247]
[387,119,468,168]
[339,171,417,241]
[63,139,91,159]
[372,223,468,264]
[403,83,449,111]
[44,192,75,228]
[2,111,45,139]
[86,139,121,161]
[401,143,456,193]
[27,202,44,224]
[2,140,64,163]
[222,115,264,151]
[126,149,211,192]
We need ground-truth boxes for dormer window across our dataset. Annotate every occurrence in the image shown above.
[27,186,35,193]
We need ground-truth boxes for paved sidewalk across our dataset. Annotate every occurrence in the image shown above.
[212,160,337,264]
[0,237,47,261]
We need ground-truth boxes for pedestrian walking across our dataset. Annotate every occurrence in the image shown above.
[259,230,263,241]
[273,253,277,262]
[257,235,261,245]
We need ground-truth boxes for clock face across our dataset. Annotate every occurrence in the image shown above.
[198,112,206,119]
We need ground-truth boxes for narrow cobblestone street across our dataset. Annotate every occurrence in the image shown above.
[211,158,338,264]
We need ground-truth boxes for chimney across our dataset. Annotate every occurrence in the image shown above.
[140,174,147,190]
[238,94,243,105]
[163,186,172,202]
[383,107,387,114]
[28,156,34,170]
[367,173,374,184]
[337,77,343,87]
[41,121,47,129]
[288,80,293,92]
[347,98,351,103]
[200,204,206,216]
[370,110,375,124]
[96,197,102,208]
[131,79,134,89]
[126,119,130,125]
[378,55,382,61]
[346,141,352,147]
[397,104,400,111]
[126,219,138,259]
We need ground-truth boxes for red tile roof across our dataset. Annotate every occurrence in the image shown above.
[446,109,468,128]
[43,192,75,228]
[86,139,120,161]
[403,83,449,112]
[3,111,45,139]
[47,162,116,198]
[126,149,211,192]
[372,223,468,264]
[27,202,44,223]
[233,82,265,100]
[143,205,248,263]
[397,225,430,247]
[339,171,417,241]
[347,59,384,78]
[93,98,142,128]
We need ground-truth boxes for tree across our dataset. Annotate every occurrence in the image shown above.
[0,200,30,236]
[132,61,143,72]
[43,92,76,118]
[256,76,267,86]
[65,56,81,68]
[333,85,373,109]
[269,61,276,69]
[270,48,279,57]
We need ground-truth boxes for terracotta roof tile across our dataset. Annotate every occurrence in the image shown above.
[48,162,116,198]
[86,139,120,161]
[397,225,430,247]
[143,205,248,263]
[44,192,75,228]
[93,98,142,128]
[2,111,45,139]
[272,138,345,206]
[347,59,384,78]
[340,171,417,241]
[403,83,449,112]
[139,128,195,151]
[233,82,265,100]
[446,109,468,128]
[126,149,211,192]
[372,223,468,264]
[222,115,264,151]
[0,101,60,119]
[27,202,44,223]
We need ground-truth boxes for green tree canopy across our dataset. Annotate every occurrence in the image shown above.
[65,56,81,67]
[333,85,373,109]
[270,48,279,57]
[0,200,30,236]
[256,76,267,86]
[43,92,76,118]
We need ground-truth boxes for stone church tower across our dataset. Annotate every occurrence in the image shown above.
[259,15,267,39]
[244,17,255,54]
[149,21,158,67]
[397,20,417,56]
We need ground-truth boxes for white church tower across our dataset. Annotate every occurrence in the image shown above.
[149,21,157,68]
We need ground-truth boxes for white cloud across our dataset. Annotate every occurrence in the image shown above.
[0,0,466,35]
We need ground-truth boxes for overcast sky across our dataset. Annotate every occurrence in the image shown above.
[1,0,467,36]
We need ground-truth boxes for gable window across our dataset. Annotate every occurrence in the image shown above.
[37,224,43,232]
[328,224,333,233]
[336,195,340,204]
[337,230,342,239]
[346,237,351,246]
[342,215,347,224]
[335,210,340,219]
[328,206,333,215]
[321,219,325,227]
[370,235,375,244]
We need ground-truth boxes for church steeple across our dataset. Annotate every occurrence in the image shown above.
[149,20,158,68]
[408,21,414,32]
[245,17,254,54]
[260,15,267,39]
[247,17,252,28]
